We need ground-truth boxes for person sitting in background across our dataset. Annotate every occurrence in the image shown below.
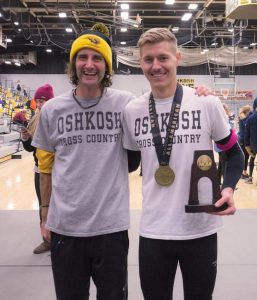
[12,109,28,127]
[16,81,22,94]
[21,84,54,254]
[23,88,28,97]
[237,105,252,179]
[244,98,257,185]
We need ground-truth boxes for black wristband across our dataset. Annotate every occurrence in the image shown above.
[40,205,49,208]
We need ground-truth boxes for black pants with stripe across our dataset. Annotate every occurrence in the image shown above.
[139,233,217,300]
[51,230,129,300]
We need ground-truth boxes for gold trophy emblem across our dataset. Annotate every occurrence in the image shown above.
[197,155,212,171]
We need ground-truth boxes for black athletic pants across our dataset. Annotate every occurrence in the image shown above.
[51,230,129,300]
[249,154,256,177]
[139,233,217,300]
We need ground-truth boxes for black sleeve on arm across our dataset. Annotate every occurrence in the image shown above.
[22,137,35,152]
[127,150,141,173]
[222,142,244,190]
[215,129,232,145]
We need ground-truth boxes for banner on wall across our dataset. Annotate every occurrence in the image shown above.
[115,46,257,68]
[177,78,195,88]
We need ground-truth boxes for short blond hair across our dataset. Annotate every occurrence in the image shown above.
[239,105,252,119]
[137,28,177,51]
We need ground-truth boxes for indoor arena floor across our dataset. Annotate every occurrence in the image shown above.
[0,151,257,300]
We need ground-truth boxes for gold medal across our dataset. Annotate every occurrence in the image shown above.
[197,155,212,171]
[155,165,175,186]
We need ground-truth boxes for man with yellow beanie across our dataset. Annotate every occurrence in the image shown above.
[32,23,139,300]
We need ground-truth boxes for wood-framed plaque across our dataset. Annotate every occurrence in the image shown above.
[185,150,228,213]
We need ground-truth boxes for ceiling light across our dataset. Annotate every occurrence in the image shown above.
[120,27,127,32]
[133,24,139,28]
[15,62,21,66]
[250,42,256,46]
[165,0,175,4]
[46,48,52,53]
[5,38,12,43]
[121,4,129,10]
[5,61,11,64]
[120,41,127,45]
[121,11,129,20]
[65,28,73,33]
[172,27,179,32]
[243,46,248,49]
[18,28,22,32]
[59,12,67,18]
[181,13,192,21]
[30,40,33,43]
[188,4,198,10]
[0,13,2,17]
[14,21,19,26]
[211,42,218,46]
[228,28,234,32]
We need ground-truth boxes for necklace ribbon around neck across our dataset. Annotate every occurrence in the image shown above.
[149,83,183,186]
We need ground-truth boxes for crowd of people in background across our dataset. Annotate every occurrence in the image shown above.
[0,82,38,127]
[213,100,257,187]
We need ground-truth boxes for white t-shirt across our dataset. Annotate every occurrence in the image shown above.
[32,88,134,237]
[123,86,230,240]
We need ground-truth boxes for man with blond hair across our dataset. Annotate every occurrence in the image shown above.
[123,27,244,300]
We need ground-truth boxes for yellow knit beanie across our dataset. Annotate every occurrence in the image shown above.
[70,23,112,74]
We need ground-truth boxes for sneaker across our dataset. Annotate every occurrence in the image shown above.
[33,241,50,254]
[241,174,249,179]
[245,178,253,184]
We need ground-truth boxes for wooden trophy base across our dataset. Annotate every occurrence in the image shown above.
[185,203,228,213]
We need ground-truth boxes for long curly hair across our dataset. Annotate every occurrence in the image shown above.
[66,57,112,90]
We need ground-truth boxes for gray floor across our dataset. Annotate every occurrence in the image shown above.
[1,209,257,300]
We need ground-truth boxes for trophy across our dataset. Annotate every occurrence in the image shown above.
[185,150,228,213]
